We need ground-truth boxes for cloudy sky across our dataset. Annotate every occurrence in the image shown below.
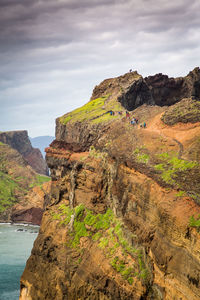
[0,0,200,137]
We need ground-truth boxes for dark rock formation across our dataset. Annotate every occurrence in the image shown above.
[11,207,43,225]
[0,130,48,175]
[95,67,200,110]
[118,77,154,110]
[145,67,200,106]
[144,73,184,106]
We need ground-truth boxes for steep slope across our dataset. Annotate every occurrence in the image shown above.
[20,69,200,300]
[0,130,49,175]
[0,142,50,223]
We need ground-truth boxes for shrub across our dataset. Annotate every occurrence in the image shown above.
[154,152,198,184]
[189,215,200,227]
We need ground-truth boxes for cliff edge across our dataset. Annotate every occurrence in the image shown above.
[20,68,200,299]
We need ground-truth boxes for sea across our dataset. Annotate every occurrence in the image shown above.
[0,223,39,300]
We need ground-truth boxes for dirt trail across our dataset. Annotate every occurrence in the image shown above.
[146,112,200,145]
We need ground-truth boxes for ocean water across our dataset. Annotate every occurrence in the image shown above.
[0,223,39,300]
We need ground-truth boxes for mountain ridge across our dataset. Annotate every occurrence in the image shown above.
[0,130,48,175]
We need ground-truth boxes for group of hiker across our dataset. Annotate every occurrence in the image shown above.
[108,110,147,128]
[130,116,146,128]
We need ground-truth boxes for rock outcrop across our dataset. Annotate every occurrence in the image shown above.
[11,182,51,225]
[0,130,48,175]
[161,98,200,125]
[20,68,200,299]
[144,67,200,106]
[91,67,200,111]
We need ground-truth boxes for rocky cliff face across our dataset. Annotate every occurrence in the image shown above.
[20,69,200,299]
[91,67,200,111]
[0,130,48,175]
[144,67,200,106]
[0,141,51,224]
[11,182,51,225]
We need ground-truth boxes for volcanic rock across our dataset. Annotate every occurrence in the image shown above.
[20,68,200,300]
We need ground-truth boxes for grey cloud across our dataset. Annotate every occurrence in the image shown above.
[0,0,200,136]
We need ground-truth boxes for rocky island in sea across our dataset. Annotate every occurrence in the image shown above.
[20,68,200,299]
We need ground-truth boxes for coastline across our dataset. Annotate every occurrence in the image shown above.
[0,222,40,227]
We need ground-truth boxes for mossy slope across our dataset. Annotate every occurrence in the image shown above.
[0,143,50,216]
[60,95,123,125]
[161,98,200,125]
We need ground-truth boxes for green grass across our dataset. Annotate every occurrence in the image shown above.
[154,152,198,184]
[60,95,124,125]
[0,171,51,213]
[0,171,21,213]
[175,190,185,197]
[133,148,149,164]
[169,157,197,171]
[189,215,200,228]
[91,112,118,124]
[136,154,149,164]
[61,96,109,124]
[0,144,51,214]
[71,218,89,247]
[29,174,51,188]
[154,164,165,171]
[98,237,109,249]
[0,142,5,146]
[158,152,170,160]
[52,203,148,285]
[92,231,102,241]
[55,204,114,248]
[110,257,136,285]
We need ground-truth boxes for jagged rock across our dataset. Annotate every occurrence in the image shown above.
[145,67,200,106]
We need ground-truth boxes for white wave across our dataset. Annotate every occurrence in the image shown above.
[12,223,40,228]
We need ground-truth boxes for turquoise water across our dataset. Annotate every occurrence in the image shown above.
[0,223,39,300]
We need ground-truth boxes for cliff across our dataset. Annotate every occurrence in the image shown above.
[20,68,200,299]
[0,141,51,224]
[0,130,49,175]
[11,182,51,225]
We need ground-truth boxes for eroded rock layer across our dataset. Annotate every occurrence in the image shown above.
[20,69,200,299]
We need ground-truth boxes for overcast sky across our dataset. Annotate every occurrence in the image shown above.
[0,0,200,137]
